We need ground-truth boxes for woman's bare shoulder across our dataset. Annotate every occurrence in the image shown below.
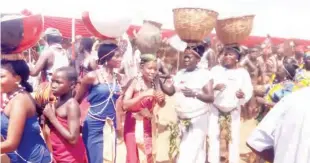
[66,98,80,110]
[81,70,98,84]
[10,93,36,115]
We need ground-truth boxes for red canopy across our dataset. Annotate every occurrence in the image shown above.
[43,16,310,47]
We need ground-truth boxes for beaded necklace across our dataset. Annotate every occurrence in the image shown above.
[88,68,121,118]
[1,88,24,111]
[136,72,155,91]
[136,73,156,109]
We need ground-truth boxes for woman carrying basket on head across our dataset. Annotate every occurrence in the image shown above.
[208,46,253,163]
[160,45,214,163]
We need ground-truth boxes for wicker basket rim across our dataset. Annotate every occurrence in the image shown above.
[172,8,219,16]
[217,15,255,21]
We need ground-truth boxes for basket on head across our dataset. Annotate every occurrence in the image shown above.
[215,15,255,45]
[173,8,218,43]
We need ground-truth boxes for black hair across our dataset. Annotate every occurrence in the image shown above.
[97,43,118,65]
[283,57,299,80]
[1,59,33,92]
[55,66,78,82]
[46,35,62,45]
[79,37,94,53]
[185,45,205,58]
[140,54,157,65]
[224,46,242,61]
[62,38,72,45]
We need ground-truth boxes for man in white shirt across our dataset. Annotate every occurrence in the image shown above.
[247,87,310,163]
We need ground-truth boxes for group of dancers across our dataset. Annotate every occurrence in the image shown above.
[2,15,310,163]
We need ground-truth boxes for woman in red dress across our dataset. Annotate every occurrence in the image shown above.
[122,54,165,163]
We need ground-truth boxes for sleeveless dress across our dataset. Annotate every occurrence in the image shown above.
[1,113,51,163]
[82,83,120,163]
[124,92,156,163]
[49,116,86,163]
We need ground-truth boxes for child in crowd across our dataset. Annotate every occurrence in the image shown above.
[43,66,86,163]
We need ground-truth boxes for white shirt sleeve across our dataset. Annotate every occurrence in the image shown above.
[173,70,182,84]
[200,69,212,84]
[209,65,219,81]
[247,97,291,152]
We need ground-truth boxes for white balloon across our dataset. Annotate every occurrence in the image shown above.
[168,35,187,52]
[88,5,133,38]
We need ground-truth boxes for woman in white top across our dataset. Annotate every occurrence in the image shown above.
[208,45,253,163]
[160,45,214,163]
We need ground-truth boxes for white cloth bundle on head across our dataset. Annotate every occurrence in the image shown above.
[168,35,187,52]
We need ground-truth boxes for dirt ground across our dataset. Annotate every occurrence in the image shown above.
[1,96,258,163]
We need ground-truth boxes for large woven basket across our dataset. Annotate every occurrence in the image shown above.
[173,8,218,43]
[215,15,255,45]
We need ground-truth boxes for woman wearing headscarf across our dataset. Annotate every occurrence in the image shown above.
[75,42,123,163]
[160,45,214,163]
[208,45,253,163]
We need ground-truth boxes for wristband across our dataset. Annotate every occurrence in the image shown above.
[194,92,199,98]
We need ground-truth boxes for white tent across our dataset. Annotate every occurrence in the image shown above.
[2,0,310,39]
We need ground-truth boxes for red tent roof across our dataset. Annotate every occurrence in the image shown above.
[43,16,310,47]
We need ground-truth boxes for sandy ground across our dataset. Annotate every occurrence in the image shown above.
[1,96,258,163]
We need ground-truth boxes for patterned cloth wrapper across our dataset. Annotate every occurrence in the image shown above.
[295,69,310,87]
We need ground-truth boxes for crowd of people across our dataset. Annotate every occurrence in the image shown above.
[1,19,310,163]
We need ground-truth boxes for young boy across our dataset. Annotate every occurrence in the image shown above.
[43,66,86,163]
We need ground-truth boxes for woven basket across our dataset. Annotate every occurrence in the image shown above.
[215,15,255,45]
[173,8,218,43]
